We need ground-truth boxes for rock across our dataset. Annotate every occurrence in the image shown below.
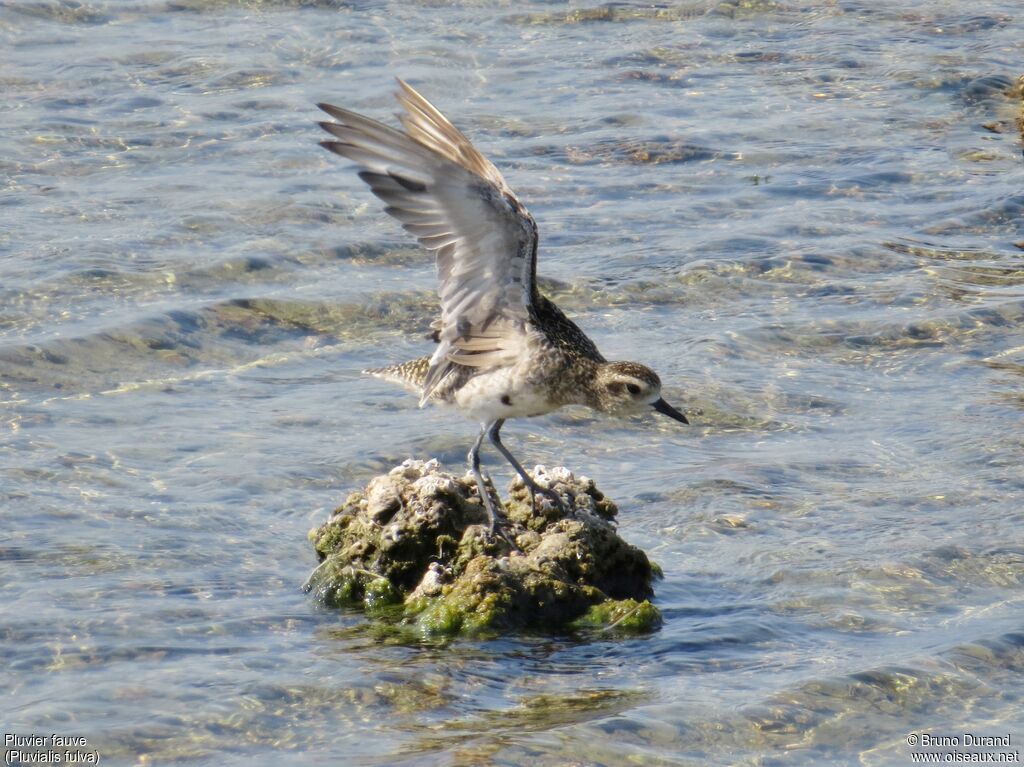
[306,459,661,637]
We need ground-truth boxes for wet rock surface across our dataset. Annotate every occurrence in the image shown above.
[306,460,661,637]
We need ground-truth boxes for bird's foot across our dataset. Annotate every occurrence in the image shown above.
[524,477,571,518]
[490,518,518,548]
[477,485,519,548]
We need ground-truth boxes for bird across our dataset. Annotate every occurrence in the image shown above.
[316,78,689,532]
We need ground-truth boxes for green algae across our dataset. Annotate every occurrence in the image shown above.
[570,598,664,634]
[307,460,661,638]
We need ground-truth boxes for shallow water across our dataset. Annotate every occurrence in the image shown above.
[2,1,1023,765]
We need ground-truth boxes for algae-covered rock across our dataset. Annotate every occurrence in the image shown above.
[306,459,661,637]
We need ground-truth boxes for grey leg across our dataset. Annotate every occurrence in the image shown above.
[468,421,502,532]
[486,420,567,513]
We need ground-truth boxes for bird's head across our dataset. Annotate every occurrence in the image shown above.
[593,361,689,424]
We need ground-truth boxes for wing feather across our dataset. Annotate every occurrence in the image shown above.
[317,79,538,404]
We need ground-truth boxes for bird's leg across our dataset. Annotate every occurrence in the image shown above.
[468,422,504,533]
[486,420,569,514]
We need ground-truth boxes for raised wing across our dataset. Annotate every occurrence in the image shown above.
[317,79,539,404]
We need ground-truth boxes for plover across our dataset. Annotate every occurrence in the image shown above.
[317,79,688,531]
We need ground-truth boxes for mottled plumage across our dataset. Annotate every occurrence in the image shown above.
[319,79,688,531]
[365,356,431,392]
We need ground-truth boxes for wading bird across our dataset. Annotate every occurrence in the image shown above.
[317,79,688,531]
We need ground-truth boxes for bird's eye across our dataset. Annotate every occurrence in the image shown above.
[626,383,641,396]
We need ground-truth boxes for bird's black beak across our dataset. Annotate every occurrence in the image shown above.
[652,397,689,424]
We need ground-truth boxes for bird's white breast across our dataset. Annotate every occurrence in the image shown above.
[453,363,559,423]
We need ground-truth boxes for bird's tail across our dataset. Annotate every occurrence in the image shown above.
[363,356,431,396]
